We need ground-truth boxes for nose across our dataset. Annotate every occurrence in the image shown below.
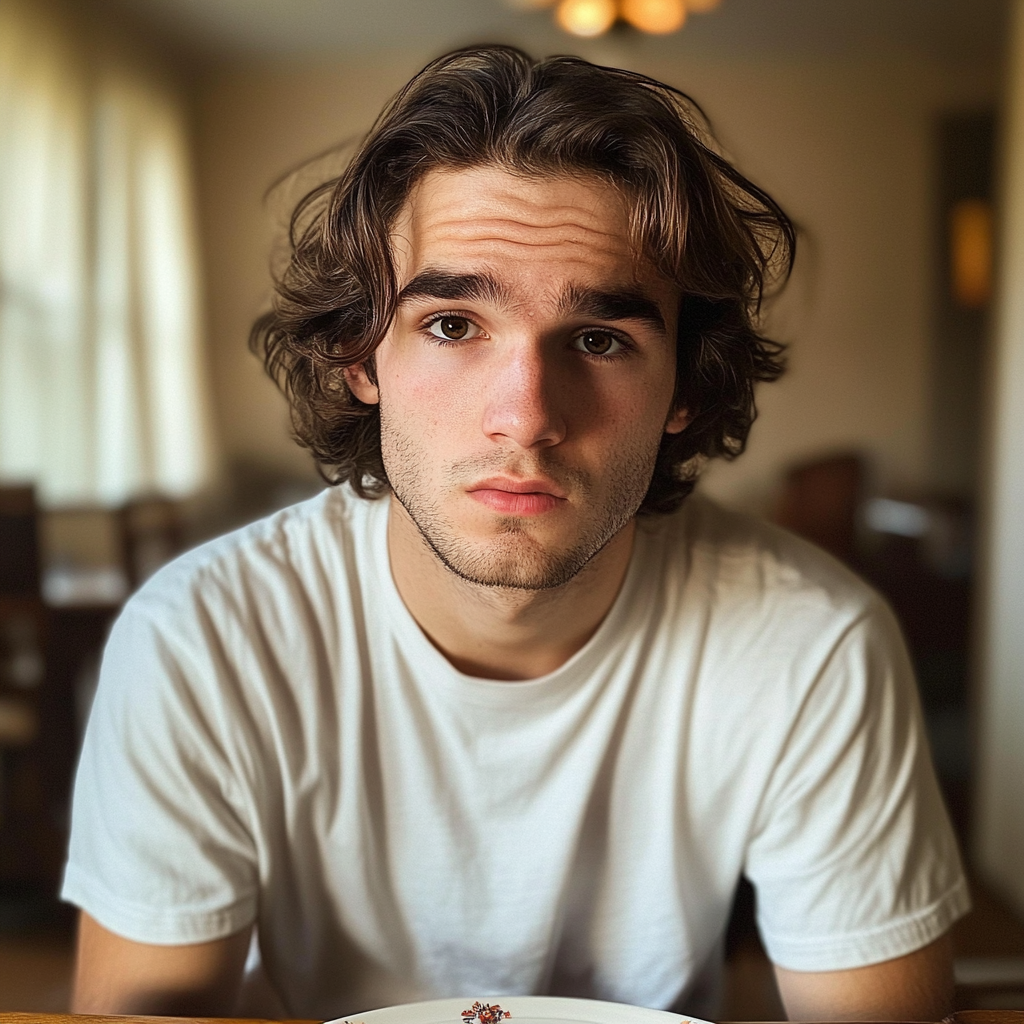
[481,339,566,450]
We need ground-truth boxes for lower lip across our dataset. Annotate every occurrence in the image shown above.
[468,489,563,515]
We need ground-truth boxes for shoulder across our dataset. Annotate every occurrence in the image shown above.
[106,485,387,678]
[636,494,907,725]
[93,485,388,747]
[129,485,380,619]
[644,491,882,628]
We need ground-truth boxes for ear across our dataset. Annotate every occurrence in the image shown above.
[344,363,380,405]
[664,406,690,435]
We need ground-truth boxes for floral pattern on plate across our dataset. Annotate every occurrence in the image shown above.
[462,1001,512,1024]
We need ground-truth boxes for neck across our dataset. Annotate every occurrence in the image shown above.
[386,498,636,680]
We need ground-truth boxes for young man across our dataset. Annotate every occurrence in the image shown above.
[65,47,968,1020]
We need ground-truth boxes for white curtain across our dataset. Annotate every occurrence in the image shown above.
[0,0,214,506]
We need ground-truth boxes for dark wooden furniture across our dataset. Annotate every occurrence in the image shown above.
[0,485,63,883]
[772,452,865,568]
[0,1016,318,1023]
[117,495,183,591]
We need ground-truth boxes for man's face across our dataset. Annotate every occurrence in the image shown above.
[348,164,688,590]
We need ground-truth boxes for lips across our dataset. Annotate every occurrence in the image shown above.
[466,476,567,516]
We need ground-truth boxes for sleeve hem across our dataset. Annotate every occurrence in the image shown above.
[61,862,257,945]
[760,875,972,972]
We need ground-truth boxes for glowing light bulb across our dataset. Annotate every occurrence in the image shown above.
[621,0,686,33]
[684,0,723,11]
[555,0,617,37]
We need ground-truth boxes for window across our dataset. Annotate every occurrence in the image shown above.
[0,0,214,506]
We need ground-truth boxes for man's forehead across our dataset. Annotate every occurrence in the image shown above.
[391,165,634,257]
[389,164,666,306]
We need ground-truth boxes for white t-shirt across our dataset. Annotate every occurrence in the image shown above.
[62,487,969,1020]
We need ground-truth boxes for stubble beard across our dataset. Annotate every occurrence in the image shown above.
[379,399,660,592]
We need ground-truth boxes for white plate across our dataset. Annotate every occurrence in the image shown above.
[325,995,712,1024]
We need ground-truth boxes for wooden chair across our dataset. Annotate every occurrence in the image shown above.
[0,484,45,739]
[773,452,865,568]
[0,484,61,882]
[117,494,183,591]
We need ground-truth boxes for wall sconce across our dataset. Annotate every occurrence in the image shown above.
[508,0,721,38]
[950,198,993,309]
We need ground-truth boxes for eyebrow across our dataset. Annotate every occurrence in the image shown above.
[397,268,667,334]
[557,283,667,333]
[397,269,511,307]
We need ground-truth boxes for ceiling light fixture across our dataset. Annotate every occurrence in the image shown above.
[556,0,617,37]
[510,0,721,38]
[620,0,686,34]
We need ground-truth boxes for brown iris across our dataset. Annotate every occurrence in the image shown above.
[580,331,613,354]
[438,317,470,340]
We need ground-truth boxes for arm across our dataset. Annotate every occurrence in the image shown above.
[747,603,968,1017]
[774,933,954,1021]
[71,910,252,1016]
[64,595,261,1013]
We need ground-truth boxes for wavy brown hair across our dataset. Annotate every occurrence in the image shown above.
[251,45,794,514]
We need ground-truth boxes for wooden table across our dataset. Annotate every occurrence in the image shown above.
[0,1016,317,1024]
[0,1012,1020,1024]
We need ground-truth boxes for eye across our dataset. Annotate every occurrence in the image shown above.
[427,316,481,342]
[573,330,625,357]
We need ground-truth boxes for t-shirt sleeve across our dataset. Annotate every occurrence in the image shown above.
[61,583,259,944]
[745,597,970,972]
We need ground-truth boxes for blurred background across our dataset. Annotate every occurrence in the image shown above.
[1,0,1023,1015]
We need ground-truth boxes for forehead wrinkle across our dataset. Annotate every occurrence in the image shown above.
[429,217,626,248]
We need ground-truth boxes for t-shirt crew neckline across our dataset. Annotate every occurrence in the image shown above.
[368,492,660,710]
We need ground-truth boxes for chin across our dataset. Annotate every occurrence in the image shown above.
[433,531,602,592]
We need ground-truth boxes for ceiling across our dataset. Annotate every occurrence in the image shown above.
[99,0,1009,68]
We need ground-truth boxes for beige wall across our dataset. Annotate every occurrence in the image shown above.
[193,48,996,508]
[974,0,1024,917]
[195,57,423,483]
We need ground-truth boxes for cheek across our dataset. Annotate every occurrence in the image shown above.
[590,365,677,440]
[379,349,480,440]
[642,348,680,431]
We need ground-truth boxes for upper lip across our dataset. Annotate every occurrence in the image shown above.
[467,476,568,499]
